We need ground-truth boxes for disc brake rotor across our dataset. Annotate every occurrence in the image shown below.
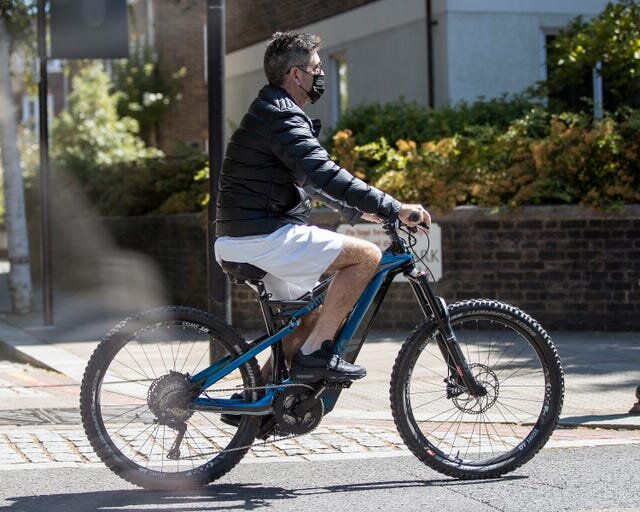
[451,363,499,414]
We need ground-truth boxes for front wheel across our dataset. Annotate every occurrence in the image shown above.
[390,299,564,479]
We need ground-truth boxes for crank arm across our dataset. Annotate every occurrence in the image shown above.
[293,383,326,417]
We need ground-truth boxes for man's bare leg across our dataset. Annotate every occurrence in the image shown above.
[282,308,322,364]
[262,237,380,383]
[260,309,321,380]
[301,237,381,354]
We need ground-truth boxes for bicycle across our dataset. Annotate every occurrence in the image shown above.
[80,218,564,490]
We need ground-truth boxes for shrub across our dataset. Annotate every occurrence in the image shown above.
[51,62,161,180]
[46,62,207,218]
[82,151,209,217]
[331,109,640,211]
[525,113,640,208]
[324,94,542,149]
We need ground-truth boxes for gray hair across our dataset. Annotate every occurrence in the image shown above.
[264,31,321,86]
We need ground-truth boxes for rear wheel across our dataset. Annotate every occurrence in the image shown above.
[390,299,564,479]
[80,306,263,490]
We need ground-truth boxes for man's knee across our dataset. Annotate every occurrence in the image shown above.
[329,237,381,271]
[359,239,382,267]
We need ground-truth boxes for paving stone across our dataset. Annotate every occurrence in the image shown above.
[338,444,367,453]
[0,415,639,470]
[251,450,280,458]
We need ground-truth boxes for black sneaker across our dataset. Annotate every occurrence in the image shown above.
[290,341,367,383]
[220,393,277,439]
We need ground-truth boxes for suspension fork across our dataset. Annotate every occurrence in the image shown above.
[409,272,486,397]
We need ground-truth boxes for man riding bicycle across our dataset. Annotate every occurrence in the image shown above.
[215,31,430,384]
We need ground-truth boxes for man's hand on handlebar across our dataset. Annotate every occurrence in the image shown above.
[399,204,431,228]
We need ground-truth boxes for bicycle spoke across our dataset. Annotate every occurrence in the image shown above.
[101,403,148,424]
[99,387,147,403]
[117,347,154,381]
[179,337,202,375]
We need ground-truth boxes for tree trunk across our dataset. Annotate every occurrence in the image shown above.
[0,18,33,314]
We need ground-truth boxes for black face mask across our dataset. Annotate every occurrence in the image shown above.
[298,69,325,104]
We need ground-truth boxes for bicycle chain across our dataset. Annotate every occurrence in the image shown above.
[178,382,317,460]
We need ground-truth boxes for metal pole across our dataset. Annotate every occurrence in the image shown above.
[206,0,230,323]
[426,0,436,108]
[593,60,603,120]
[37,0,53,326]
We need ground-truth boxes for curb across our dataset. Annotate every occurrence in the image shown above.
[0,322,86,382]
[558,420,640,431]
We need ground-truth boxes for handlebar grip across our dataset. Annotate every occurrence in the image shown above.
[406,211,431,230]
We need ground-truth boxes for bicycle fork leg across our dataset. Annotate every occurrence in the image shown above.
[409,274,486,398]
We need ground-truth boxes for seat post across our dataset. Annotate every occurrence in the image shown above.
[253,281,277,336]
[252,282,289,384]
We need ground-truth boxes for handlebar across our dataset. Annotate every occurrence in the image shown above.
[382,215,430,253]
[407,211,431,230]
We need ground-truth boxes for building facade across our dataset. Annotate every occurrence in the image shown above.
[128,0,617,151]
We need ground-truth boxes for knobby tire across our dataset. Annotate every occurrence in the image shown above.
[390,299,564,479]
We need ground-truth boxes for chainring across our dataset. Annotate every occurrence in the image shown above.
[273,386,324,435]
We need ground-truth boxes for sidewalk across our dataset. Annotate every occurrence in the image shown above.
[0,308,639,469]
[0,309,638,428]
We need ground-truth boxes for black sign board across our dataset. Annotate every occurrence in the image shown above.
[50,0,129,59]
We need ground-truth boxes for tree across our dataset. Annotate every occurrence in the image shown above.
[0,1,35,314]
[543,0,640,113]
[51,61,162,180]
[111,44,185,147]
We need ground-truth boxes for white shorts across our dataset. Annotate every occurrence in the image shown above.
[215,224,345,300]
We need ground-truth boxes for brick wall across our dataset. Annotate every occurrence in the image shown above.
[104,214,208,308]
[102,205,640,331]
[434,206,640,331]
[154,1,208,153]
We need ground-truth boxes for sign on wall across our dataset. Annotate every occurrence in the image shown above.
[337,223,442,282]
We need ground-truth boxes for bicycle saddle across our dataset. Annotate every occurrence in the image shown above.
[220,260,267,283]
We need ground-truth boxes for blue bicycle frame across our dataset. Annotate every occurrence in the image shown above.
[189,249,415,416]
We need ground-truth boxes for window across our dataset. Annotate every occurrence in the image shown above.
[330,53,348,125]
[21,94,54,134]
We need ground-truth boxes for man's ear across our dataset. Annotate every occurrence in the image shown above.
[291,68,302,86]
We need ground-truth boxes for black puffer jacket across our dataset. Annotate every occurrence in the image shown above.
[215,85,401,237]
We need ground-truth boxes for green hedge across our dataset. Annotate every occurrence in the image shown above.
[79,152,208,217]
[331,108,640,211]
[324,94,543,149]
